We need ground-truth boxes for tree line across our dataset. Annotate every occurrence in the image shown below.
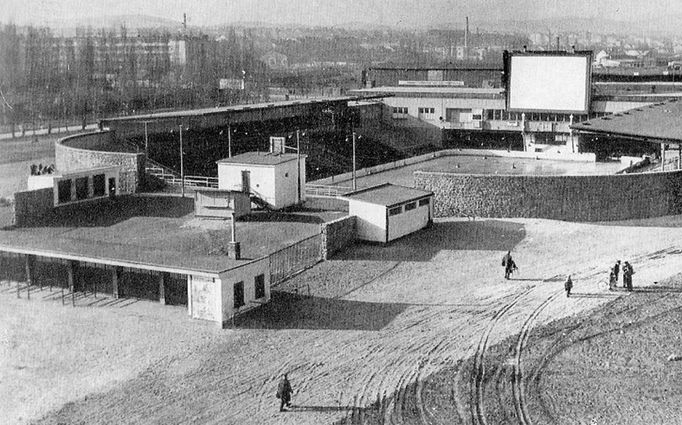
[0,24,268,136]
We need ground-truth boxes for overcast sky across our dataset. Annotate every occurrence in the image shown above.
[1,0,680,27]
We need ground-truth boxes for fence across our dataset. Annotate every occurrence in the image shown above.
[305,184,352,197]
[269,233,323,286]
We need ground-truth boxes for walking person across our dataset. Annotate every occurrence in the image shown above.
[276,373,293,412]
[502,251,516,280]
[609,266,617,291]
[614,260,621,287]
[564,275,573,298]
[623,261,634,292]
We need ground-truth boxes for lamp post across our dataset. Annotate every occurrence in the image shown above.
[179,125,185,197]
[296,129,301,204]
[352,131,357,191]
[228,124,233,158]
[143,121,149,156]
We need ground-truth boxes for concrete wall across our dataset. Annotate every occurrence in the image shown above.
[56,131,145,193]
[387,199,431,242]
[349,200,388,242]
[320,215,356,259]
[219,163,276,204]
[14,188,54,226]
[274,158,305,207]
[415,169,682,222]
[219,257,270,326]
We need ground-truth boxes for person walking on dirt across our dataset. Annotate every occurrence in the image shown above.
[614,260,621,286]
[502,251,516,280]
[609,267,617,291]
[623,261,634,292]
[564,275,573,297]
[276,373,293,412]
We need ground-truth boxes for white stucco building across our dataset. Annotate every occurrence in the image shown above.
[343,183,433,243]
[217,152,306,209]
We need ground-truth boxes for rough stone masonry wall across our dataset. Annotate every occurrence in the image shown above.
[56,131,145,193]
[415,170,682,222]
[320,215,356,259]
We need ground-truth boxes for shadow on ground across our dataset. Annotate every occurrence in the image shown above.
[233,291,407,331]
[333,219,526,262]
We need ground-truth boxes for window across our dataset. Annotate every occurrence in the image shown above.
[418,107,424,114]
[233,281,245,308]
[472,114,482,120]
[254,274,265,299]
[75,177,89,200]
[404,202,416,211]
[388,206,402,216]
[93,174,106,197]
[419,198,430,206]
[57,180,71,204]
[393,106,408,119]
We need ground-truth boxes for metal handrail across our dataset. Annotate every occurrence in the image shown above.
[305,184,352,197]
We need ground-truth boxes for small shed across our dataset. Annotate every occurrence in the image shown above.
[194,189,251,219]
[342,183,433,243]
[217,152,306,209]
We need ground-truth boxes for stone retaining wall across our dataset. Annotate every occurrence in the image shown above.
[415,170,682,222]
[56,131,145,193]
[320,215,356,259]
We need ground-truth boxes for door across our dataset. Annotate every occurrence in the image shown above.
[108,178,116,197]
[241,170,250,193]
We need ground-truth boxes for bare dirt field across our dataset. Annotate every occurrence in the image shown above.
[2,215,682,424]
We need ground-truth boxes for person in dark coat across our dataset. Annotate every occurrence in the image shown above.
[623,261,634,291]
[609,267,617,291]
[614,260,621,286]
[276,373,293,412]
[502,251,516,279]
[564,275,573,297]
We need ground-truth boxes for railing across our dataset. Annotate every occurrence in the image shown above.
[145,158,218,188]
[269,233,323,286]
[305,184,352,197]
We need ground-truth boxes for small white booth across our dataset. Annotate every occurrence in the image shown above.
[217,152,306,209]
[342,183,433,243]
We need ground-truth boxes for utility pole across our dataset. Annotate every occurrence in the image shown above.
[296,129,301,204]
[144,121,149,156]
[228,124,232,158]
[352,131,357,191]
[179,125,185,197]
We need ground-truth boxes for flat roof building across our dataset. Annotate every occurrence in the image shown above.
[342,183,433,243]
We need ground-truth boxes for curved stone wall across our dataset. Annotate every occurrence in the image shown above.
[415,170,682,222]
[56,131,145,193]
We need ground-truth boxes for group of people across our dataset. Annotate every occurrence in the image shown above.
[609,260,635,291]
[29,163,55,176]
[501,252,636,297]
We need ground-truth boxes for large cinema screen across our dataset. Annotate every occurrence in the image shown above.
[506,52,592,114]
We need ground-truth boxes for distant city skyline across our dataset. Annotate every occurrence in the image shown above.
[2,0,682,30]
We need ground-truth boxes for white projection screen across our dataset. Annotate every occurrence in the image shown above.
[507,54,591,114]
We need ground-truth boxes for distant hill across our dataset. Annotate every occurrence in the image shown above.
[46,14,183,31]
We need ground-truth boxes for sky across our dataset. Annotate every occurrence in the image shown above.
[1,0,681,28]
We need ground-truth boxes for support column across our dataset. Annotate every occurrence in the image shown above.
[68,260,78,306]
[662,143,666,171]
[159,272,166,305]
[112,267,120,299]
[25,254,35,300]
[678,144,681,170]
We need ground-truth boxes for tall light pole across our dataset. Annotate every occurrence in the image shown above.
[228,124,233,158]
[296,129,301,204]
[179,125,185,197]
[143,121,149,156]
[352,131,357,191]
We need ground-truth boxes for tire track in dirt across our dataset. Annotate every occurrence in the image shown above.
[469,287,534,425]
[512,289,565,425]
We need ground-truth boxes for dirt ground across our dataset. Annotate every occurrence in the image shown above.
[1,215,682,424]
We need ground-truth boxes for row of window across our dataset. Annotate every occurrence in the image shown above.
[485,109,590,122]
[418,107,435,115]
[233,273,266,309]
[388,198,430,216]
[57,174,108,204]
